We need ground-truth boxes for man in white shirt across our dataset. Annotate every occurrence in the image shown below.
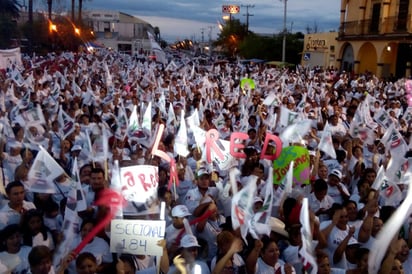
[0,181,36,229]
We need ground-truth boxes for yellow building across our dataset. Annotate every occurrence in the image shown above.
[302,0,412,79]
[338,0,412,78]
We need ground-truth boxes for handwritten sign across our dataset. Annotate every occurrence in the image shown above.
[120,165,158,203]
[273,146,310,186]
[110,219,165,256]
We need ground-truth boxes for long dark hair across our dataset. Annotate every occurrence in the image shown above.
[20,209,51,247]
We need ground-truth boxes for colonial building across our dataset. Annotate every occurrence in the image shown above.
[302,0,412,78]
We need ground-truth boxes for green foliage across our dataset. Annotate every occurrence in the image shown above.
[238,32,304,65]
[215,17,304,65]
[215,18,248,57]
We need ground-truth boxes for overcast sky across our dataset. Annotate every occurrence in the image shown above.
[37,0,341,42]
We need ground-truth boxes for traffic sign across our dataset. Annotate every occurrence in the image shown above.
[303,53,311,61]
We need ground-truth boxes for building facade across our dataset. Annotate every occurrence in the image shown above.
[302,0,412,79]
[301,32,339,70]
[84,10,155,55]
[338,0,412,78]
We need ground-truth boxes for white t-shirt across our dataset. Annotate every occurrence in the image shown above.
[0,200,36,230]
[327,225,355,268]
[0,245,32,274]
[255,257,296,274]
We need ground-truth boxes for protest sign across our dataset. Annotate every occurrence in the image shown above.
[120,165,158,204]
[110,219,166,256]
[273,146,310,186]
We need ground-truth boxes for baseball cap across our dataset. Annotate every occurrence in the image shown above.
[329,169,342,180]
[197,167,210,177]
[171,205,191,218]
[180,234,200,248]
[71,145,82,152]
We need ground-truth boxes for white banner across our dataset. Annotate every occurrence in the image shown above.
[0,47,22,70]
[120,165,158,203]
[110,219,165,256]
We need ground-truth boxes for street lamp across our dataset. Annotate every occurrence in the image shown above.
[74,27,80,36]
[282,0,287,63]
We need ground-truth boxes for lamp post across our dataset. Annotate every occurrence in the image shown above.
[282,0,287,63]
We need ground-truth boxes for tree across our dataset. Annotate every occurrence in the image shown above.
[0,0,21,48]
[215,18,248,57]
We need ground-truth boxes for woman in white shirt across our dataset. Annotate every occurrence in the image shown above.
[248,235,296,274]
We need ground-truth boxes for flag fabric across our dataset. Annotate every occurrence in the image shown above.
[279,119,312,145]
[127,105,142,139]
[318,122,336,159]
[231,175,257,242]
[368,182,412,274]
[71,157,87,212]
[174,110,190,157]
[279,106,298,128]
[147,32,167,65]
[58,106,75,139]
[27,146,66,194]
[142,102,152,134]
[249,167,274,239]
[299,198,318,274]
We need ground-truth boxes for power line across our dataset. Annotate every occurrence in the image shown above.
[241,4,255,33]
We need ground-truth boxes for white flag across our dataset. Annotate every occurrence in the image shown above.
[174,110,190,157]
[231,176,257,242]
[299,198,318,274]
[318,123,336,159]
[27,146,66,193]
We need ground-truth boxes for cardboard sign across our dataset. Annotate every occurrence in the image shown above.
[120,165,158,203]
[110,219,165,256]
[273,146,310,186]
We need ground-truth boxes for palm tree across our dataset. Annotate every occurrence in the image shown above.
[47,0,52,20]
[78,0,83,22]
[27,0,33,24]
[0,0,21,18]
[71,0,75,21]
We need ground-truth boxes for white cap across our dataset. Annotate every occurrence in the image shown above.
[71,145,82,152]
[180,234,200,248]
[171,205,191,218]
[329,169,342,180]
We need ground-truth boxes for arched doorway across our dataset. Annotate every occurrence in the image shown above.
[340,43,354,72]
[358,42,377,75]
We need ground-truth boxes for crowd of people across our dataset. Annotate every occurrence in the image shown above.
[0,48,411,274]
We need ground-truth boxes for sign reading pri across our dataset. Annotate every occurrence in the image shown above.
[110,219,165,256]
[120,165,158,203]
[222,5,240,14]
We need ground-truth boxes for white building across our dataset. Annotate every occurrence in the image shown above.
[84,10,156,55]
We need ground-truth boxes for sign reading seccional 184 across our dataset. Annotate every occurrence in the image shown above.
[222,5,240,14]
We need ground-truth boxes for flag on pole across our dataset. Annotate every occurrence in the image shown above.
[174,110,190,157]
[299,198,318,273]
[27,146,66,193]
[318,122,336,159]
[58,106,75,139]
[368,180,412,274]
[231,175,257,242]
[71,157,87,212]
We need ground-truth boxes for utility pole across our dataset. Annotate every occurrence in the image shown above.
[242,4,255,33]
[208,26,215,57]
[200,28,205,43]
[282,0,287,63]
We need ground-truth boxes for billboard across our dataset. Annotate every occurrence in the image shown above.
[222,5,240,14]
